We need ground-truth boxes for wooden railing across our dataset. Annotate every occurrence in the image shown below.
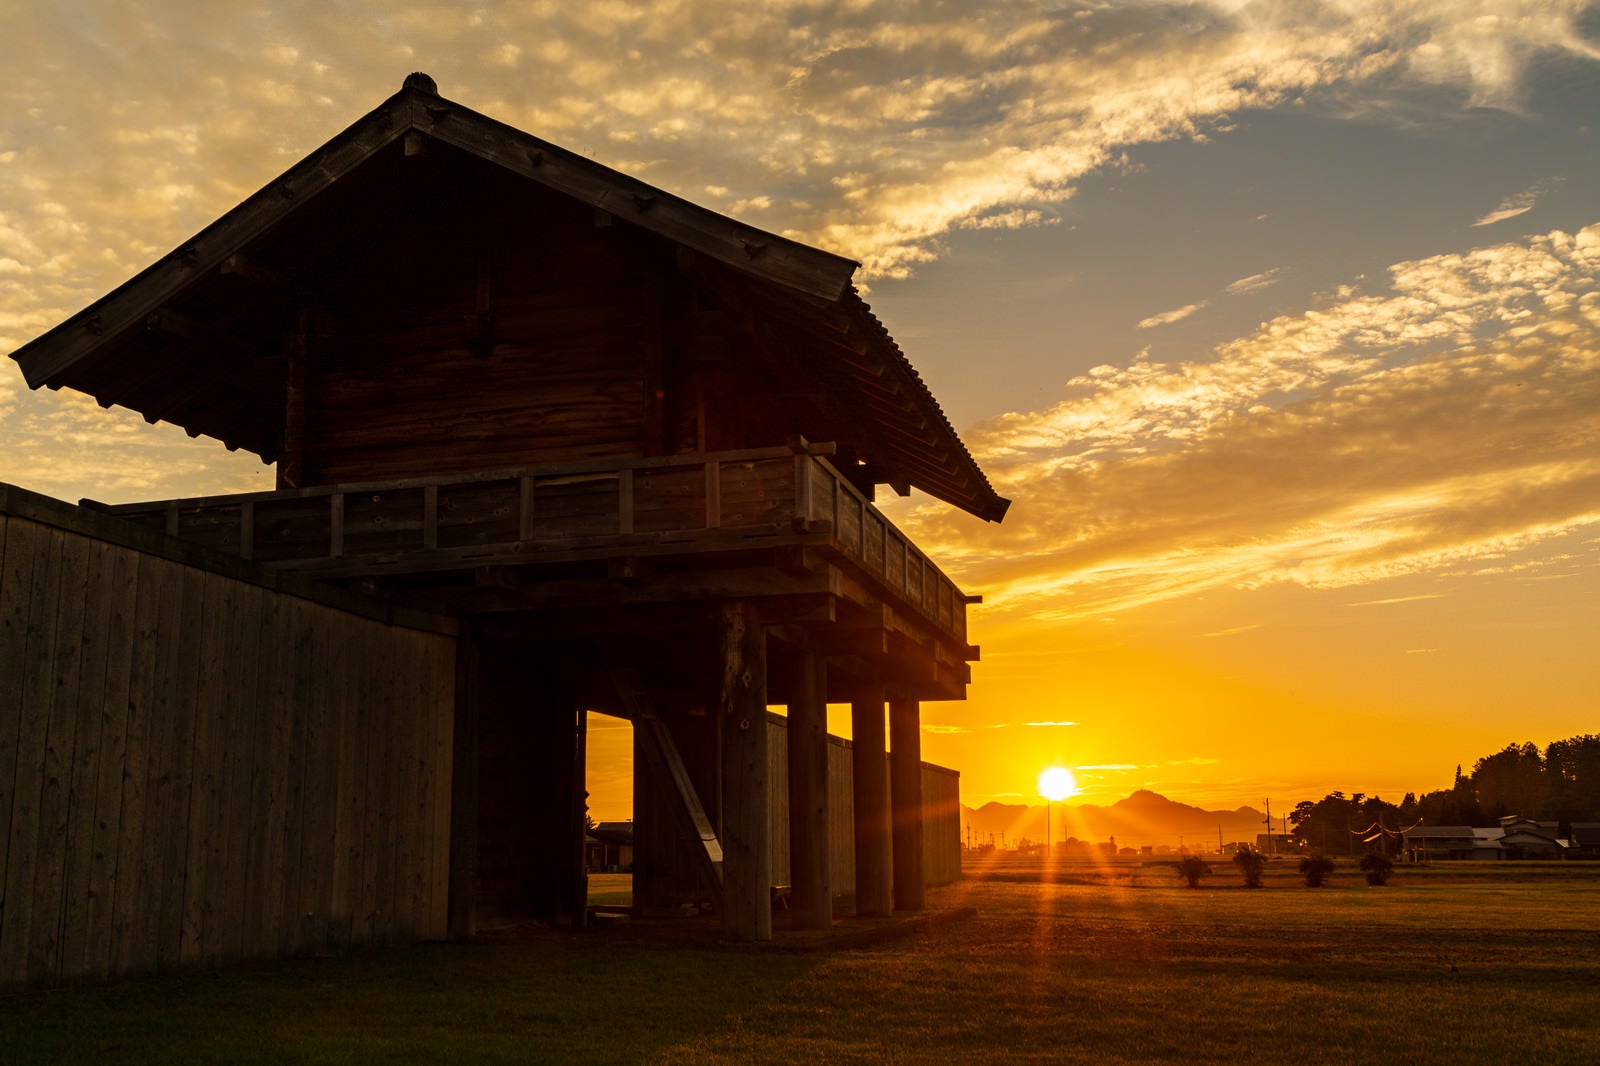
[88,443,970,642]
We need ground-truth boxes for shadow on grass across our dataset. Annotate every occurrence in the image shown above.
[0,933,819,1065]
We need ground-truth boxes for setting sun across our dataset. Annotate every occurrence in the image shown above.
[1038,766,1079,802]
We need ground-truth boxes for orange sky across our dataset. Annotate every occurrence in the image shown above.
[3,3,1598,820]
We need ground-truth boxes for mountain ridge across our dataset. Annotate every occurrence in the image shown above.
[961,789,1271,850]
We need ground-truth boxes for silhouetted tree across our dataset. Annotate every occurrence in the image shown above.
[1232,846,1264,888]
[1472,742,1547,819]
[1416,765,1489,827]
[1291,792,1402,856]
[1544,735,1600,822]
[1299,854,1335,887]
[1174,855,1211,888]
[1360,852,1393,886]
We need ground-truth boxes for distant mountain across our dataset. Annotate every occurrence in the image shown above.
[960,789,1269,851]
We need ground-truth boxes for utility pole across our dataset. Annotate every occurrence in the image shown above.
[1265,798,1273,857]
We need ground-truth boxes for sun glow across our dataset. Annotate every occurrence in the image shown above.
[1038,766,1079,801]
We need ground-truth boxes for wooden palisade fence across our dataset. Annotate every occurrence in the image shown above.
[0,485,457,987]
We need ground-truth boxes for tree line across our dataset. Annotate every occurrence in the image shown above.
[1289,733,1600,854]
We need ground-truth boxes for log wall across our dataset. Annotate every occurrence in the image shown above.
[303,183,652,485]
[0,485,458,988]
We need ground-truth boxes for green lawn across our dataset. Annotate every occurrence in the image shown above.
[4,859,1598,1063]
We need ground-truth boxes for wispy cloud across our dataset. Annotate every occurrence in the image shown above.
[1138,301,1208,329]
[1474,179,1564,227]
[5,2,1600,500]
[1225,268,1282,295]
[895,222,1600,619]
[1024,720,1079,728]
[1347,594,1445,607]
[1198,624,1262,639]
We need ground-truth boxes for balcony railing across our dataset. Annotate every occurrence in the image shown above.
[87,443,970,643]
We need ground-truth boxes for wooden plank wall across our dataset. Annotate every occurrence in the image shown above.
[764,713,959,896]
[920,763,962,887]
[0,490,457,988]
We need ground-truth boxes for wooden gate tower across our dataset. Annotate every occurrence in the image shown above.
[10,74,1009,942]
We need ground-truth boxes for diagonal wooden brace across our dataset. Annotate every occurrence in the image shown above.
[608,670,725,889]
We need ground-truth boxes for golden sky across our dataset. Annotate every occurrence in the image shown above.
[3,2,1598,817]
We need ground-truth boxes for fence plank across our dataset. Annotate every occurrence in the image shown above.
[107,548,168,976]
[274,604,312,958]
[251,594,294,959]
[81,545,139,979]
[1,524,64,984]
[218,581,265,965]
[329,604,365,953]
[0,515,37,984]
[429,636,456,940]
[57,537,118,980]
[183,571,232,965]
[290,608,339,955]
[153,566,205,970]
[27,528,92,982]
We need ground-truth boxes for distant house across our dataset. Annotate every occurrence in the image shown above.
[1402,816,1575,861]
[586,822,635,873]
[1402,826,1490,862]
[1568,824,1600,860]
[1496,818,1564,861]
[1255,833,1302,856]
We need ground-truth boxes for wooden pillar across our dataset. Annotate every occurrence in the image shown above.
[890,696,925,912]
[719,602,770,941]
[447,635,480,940]
[565,705,589,929]
[530,668,586,929]
[278,308,311,490]
[851,684,892,917]
[786,652,831,930]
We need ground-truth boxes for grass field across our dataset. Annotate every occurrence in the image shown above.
[3,858,1597,1063]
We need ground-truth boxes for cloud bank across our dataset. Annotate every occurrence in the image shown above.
[898,222,1600,617]
[1,1,1597,501]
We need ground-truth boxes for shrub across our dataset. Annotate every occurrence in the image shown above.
[1299,854,1335,887]
[1232,846,1265,888]
[1174,855,1211,888]
[1360,852,1394,886]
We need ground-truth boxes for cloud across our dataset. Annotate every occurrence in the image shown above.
[1138,301,1208,329]
[3,2,1598,502]
[894,222,1600,619]
[1198,624,1262,638]
[1024,720,1079,728]
[2,1,1596,314]
[923,724,973,734]
[1225,268,1282,295]
[1474,178,1564,227]
[1347,594,1444,607]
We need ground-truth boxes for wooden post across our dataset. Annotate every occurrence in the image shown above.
[557,699,588,929]
[719,601,769,941]
[851,685,892,917]
[890,695,925,912]
[786,652,830,930]
[447,635,479,940]
[278,308,311,490]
